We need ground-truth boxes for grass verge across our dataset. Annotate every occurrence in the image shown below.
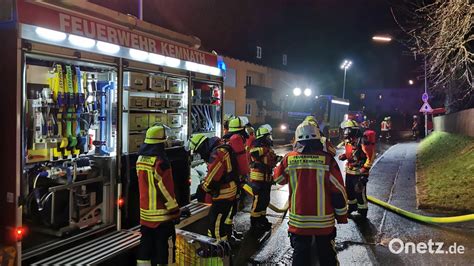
[416,131,474,212]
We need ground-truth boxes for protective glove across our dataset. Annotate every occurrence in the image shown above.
[195,184,207,202]
[360,167,369,175]
[169,208,181,224]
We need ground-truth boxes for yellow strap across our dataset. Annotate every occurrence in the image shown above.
[155,171,178,210]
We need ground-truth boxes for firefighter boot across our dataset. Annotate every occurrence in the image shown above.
[232,229,243,240]
[251,217,272,232]
[348,203,358,214]
[229,235,242,249]
[358,209,368,218]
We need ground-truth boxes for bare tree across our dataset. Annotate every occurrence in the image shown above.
[394,0,473,111]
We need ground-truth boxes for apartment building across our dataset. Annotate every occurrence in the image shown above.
[223,56,307,126]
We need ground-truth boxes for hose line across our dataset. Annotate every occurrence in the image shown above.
[243,181,474,222]
[367,195,474,224]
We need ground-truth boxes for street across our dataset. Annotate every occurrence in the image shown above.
[231,142,473,265]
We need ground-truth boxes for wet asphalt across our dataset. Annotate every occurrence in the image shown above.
[231,141,474,265]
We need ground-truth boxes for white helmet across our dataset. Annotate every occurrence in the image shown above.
[295,122,321,141]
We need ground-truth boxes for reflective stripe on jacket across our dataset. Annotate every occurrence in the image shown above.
[202,147,237,201]
[136,155,179,228]
[273,151,348,235]
[249,146,277,183]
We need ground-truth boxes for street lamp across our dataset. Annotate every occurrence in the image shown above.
[409,79,414,85]
[303,88,312,97]
[340,60,352,99]
[372,35,392,42]
[293,87,302,96]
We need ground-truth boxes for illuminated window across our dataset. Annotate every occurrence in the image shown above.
[283,54,287,66]
[360,93,365,100]
[256,46,262,59]
[245,103,252,115]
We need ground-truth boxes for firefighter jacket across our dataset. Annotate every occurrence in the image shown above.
[340,131,376,175]
[249,145,277,183]
[381,121,391,131]
[321,136,336,157]
[136,155,180,228]
[273,150,348,236]
[202,146,238,202]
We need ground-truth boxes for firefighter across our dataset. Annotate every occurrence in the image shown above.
[189,134,240,245]
[380,116,391,141]
[247,126,277,231]
[412,115,419,139]
[303,115,337,157]
[274,122,348,266]
[222,117,250,176]
[136,124,180,266]
[222,117,251,223]
[339,119,375,218]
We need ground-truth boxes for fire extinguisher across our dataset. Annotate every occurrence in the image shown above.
[211,87,220,106]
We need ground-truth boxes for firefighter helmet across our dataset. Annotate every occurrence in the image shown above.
[340,119,360,139]
[189,134,208,152]
[256,126,272,140]
[303,116,319,127]
[340,119,359,129]
[228,117,247,132]
[144,124,167,144]
[295,122,321,141]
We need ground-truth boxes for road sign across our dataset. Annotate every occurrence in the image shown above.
[419,102,433,113]
[422,93,429,102]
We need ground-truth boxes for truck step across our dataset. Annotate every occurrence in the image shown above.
[28,201,210,265]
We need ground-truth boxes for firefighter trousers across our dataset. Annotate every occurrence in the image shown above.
[137,222,176,265]
[345,174,368,212]
[250,182,271,225]
[208,199,234,241]
[290,229,338,266]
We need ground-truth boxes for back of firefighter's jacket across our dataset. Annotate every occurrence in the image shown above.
[273,151,348,236]
[202,147,237,201]
[136,155,180,228]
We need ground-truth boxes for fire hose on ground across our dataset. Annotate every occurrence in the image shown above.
[367,195,474,224]
[242,184,474,224]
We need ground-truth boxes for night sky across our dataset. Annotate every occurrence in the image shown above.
[91,0,420,97]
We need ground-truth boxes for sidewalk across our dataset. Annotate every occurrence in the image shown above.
[364,142,474,265]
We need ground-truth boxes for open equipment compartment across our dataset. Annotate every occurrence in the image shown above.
[189,77,224,196]
[120,60,193,228]
[21,54,117,250]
